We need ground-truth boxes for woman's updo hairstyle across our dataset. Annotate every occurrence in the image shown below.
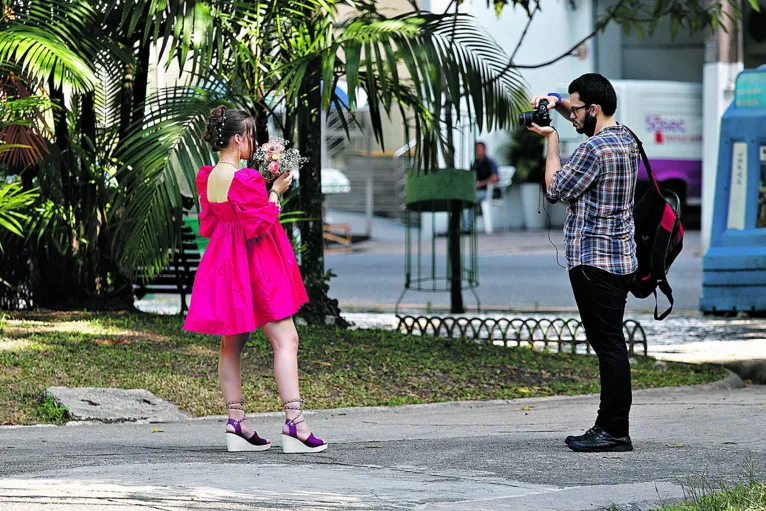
[202,105,257,152]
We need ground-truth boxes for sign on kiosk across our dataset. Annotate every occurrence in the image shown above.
[700,65,766,316]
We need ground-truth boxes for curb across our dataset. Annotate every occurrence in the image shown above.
[1,372,747,430]
[723,359,766,385]
[195,372,748,422]
[697,369,746,390]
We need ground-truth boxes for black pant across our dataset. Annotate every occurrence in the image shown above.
[569,265,635,438]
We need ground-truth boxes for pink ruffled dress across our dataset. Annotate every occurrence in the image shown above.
[183,166,308,335]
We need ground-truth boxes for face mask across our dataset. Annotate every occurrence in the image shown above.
[576,109,597,137]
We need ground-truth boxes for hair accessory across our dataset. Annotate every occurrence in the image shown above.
[218,110,226,148]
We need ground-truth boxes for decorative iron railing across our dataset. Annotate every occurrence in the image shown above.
[395,315,648,356]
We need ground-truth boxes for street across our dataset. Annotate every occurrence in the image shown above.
[325,216,704,313]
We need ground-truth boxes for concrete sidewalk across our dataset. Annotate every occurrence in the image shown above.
[1,378,764,510]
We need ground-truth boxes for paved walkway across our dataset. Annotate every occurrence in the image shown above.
[1,379,763,510]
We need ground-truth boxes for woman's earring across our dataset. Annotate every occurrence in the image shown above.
[237,145,241,164]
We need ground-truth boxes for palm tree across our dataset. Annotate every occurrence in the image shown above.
[32,0,526,317]
[0,1,255,306]
[243,1,529,319]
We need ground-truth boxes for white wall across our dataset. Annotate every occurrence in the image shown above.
[595,0,704,83]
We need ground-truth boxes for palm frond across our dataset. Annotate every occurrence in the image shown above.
[270,9,528,171]
[111,85,227,279]
[422,13,529,130]
[0,95,54,168]
[0,1,99,93]
[0,182,39,252]
[92,53,124,158]
[120,1,275,81]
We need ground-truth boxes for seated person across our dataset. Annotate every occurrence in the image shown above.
[472,141,501,201]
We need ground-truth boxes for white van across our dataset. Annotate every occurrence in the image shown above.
[552,80,703,208]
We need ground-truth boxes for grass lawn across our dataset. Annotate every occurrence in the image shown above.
[651,480,766,511]
[0,310,727,425]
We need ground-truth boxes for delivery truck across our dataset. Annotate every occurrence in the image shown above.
[552,80,703,210]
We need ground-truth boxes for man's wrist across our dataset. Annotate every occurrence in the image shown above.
[547,92,561,105]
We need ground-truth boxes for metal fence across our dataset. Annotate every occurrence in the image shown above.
[395,315,648,356]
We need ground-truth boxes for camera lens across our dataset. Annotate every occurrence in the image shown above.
[518,110,551,127]
[518,111,534,127]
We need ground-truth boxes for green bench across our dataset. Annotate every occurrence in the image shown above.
[133,206,204,313]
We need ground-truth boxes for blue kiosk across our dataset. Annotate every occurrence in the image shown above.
[700,65,766,316]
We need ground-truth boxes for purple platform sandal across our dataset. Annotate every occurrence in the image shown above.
[281,399,328,454]
[224,399,271,452]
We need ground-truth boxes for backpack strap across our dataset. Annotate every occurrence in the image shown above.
[622,125,662,194]
[653,278,674,321]
[651,217,673,280]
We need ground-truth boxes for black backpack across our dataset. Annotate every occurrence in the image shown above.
[625,126,684,321]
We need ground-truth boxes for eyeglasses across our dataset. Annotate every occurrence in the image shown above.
[570,104,590,116]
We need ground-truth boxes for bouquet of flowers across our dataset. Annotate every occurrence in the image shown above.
[251,137,306,182]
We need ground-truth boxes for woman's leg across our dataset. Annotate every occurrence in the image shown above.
[219,332,266,440]
[261,317,314,440]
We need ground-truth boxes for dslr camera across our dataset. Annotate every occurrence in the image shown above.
[518,98,552,127]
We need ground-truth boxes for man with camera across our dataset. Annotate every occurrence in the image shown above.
[526,73,639,453]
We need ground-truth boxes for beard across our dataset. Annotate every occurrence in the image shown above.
[575,111,597,137]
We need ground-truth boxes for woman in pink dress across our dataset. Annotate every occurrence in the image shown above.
[184,106,326,454]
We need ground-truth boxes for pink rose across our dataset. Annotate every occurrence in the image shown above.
[268,161,280,174]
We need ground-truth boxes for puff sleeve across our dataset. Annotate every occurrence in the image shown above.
[196,171,217,238]
[229,169,280,239]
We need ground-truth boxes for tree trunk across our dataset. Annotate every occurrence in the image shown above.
[254,100,270,146]
[49,80,72,193]
[34,80,78,306]
[118,62,135,145]
[32,68,133,309]
[80,92,100,297]
[295,57,347,327]
[132,42,151,126]
[297,59,325,318]
[443,99,465,314]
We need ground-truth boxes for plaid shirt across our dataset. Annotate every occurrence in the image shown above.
[546,124,639,275]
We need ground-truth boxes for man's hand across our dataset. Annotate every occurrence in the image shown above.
[531,94,570,120]
[527,122,556,138]
[530,95,558,109]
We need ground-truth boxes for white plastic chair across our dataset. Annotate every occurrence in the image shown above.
[480,166,515,234]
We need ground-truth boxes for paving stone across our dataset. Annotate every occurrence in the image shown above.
[44,387,190,423]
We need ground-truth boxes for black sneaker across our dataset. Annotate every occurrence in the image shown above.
[567,427,633,452]
[565,425,600,446]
